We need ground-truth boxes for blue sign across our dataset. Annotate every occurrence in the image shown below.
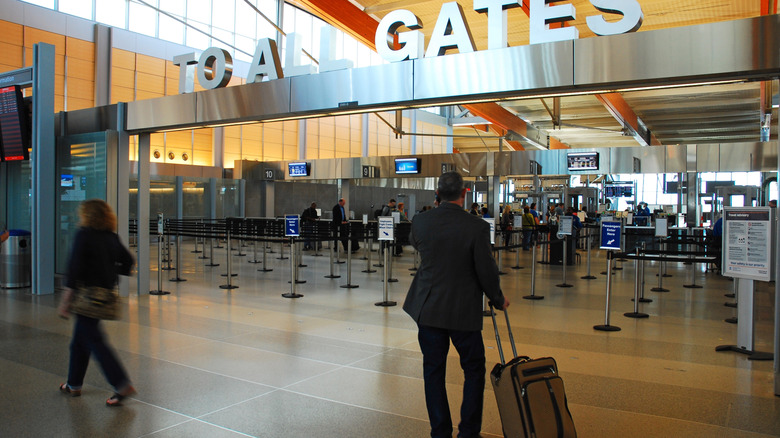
[285,215,300,237]
[600,221,622,250]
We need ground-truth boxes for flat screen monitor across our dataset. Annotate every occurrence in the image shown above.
[288,162,310,177]
[604,185,633,197]
[394,158,421,174]
[60,174,74,188]
[566,152,599,171]
[0,85,31,161]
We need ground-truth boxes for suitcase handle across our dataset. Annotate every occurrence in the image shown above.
[489,303,518,365]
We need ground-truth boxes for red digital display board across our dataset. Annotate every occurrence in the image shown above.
[0,85,30,161]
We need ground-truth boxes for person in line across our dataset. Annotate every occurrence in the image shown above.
[57,199,136,407]
[521,206,537,250]
[529,203,540,246]
[500,205,514,250]
[301,202,319,250]
[381,198,397,217]
[397,202,409,222]
[554,202,565,217]
[331,198,350,253]
[403,171,508,438]
[469,202,480,216]
[768,200,776,208]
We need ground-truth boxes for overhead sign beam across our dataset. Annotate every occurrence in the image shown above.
[596,93,662,147]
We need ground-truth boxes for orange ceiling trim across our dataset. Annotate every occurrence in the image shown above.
[549,137,569,149]
[760,0,778,15]
[596,93,662,146]
[295,0,377,50]
[464,103,528,137]
[488,126,523,151]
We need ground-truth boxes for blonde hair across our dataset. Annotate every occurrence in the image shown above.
[79,199,117,232]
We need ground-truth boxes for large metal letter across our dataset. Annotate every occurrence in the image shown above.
[173,52,197,94]
[246,38,283,83]
[425,2,476,57]
[375,9,424,63]
[197,47,233,89]
[586,0,643,36]
[529,0,579,45]
[284,33,316,77]
[474,0,522,50]
[320,26,354,72]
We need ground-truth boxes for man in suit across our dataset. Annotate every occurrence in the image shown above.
[403,171,509,438]
[331,198,348,252]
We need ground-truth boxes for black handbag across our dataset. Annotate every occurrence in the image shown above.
[69,284,121,320]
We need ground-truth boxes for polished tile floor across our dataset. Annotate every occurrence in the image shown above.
[1,238,778,437]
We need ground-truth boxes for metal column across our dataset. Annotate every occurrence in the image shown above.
[136,133,151,296]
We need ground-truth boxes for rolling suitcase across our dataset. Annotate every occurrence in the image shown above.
[489,307,577,438]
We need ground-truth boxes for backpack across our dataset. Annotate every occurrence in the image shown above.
[374,208,383,219]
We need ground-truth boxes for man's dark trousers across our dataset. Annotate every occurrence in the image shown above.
[418,324,486,438]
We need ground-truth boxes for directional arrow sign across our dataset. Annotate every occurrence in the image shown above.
[378,217,394,241]
[600,221,622,251]
[285,215,300,237]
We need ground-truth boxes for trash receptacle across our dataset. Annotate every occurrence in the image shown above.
[1,230,32,288]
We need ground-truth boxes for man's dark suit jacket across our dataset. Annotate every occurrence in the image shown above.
[331,204,345,231]
[403,202,505,332]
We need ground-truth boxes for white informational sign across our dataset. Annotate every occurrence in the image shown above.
[655,218,668,237]
[723,207,775,281]
[559,216,573,236]
[626,212,633,225]
[392,211,401,224]
[378,216,395,241]
[484,218,495,244]
[315,208,322,217]
[157,213,164,235]
[513,216,523,228]
[362,214,368,225]
[285,215,300,237]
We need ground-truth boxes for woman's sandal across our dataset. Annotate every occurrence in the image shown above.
[59,383,81,397]
[106,386,136,407]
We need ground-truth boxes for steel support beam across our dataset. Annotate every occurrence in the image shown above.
[596,93,662,146]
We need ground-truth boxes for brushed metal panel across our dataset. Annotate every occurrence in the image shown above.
[127,93,196,131]
[576,15,780,87]
[665,145,687,174]
[197,79,291,125]
[696,144,720,172]
[532,150,562,176]
[290,62,413,112]
[719,142,777,172]
[610,146,665,174]
[414,41,574,101]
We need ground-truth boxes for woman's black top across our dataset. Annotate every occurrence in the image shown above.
[66,227,134,289]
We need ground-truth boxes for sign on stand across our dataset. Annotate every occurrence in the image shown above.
[600,221,622,251]
[723,207,774,282]
[559,216,573,236]
[655,218,668,237]
[285,215,300,237]
[378,216,394,241]
[484,218,495,244]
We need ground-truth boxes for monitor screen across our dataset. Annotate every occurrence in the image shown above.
[394,158,421,174]
[288,162,310,177]
[566,152,599,171]
[604,185,633,197]
[0,85,31,161]
[60,174,74,188]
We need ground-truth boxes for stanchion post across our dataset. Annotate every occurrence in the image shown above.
[205,235,219,267]
[258,238,272,272]
[625,248,649,318]
[594,251,621,331]
[524,241,543,300]
[282,237,304,298]
[325,232,340,278]
[170,230,186,282]
[341,234,358,288]
[582,232,596,279]
[363,234,376,273]
[556,236,573,288]
[151,214,170,295]
[376,241,397,307]
[219,226,238,290]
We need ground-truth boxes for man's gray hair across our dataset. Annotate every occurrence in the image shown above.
[437,172,463,201]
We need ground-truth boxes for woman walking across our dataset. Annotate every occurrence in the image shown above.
[57,199,136,407]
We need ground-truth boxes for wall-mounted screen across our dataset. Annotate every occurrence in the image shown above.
[394,158,421,174]
[60,174,74,188]
[566,152,599,171]
[604,185,633,197]
[288,162,310,177]
[0,85,31,161]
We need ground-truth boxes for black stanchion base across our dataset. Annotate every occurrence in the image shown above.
[333,260,345,264]
[624,312,649,318]
[298,264,308,268]
[311,253,324,257]
[483,310,494,317]
[683,284,703,289]
[715,345,773,361]
[361,269,377,273]
[612,267,623,271]
[409,267,418,271]
[219,284,239,290]
[724,293,735,298]
[373,263,384,267]
[281,293,303,298]
[258,268,273,272]
[725,317,738,324]
[650,287,669,292]
[190,250,203,254]
[581,275,596,279]
[382,278,399,283]
[214,245,224,249]
[161,267,175,271]
[523,295,544,300]
[594,324,621,332]
[539,261,550,265]
[205,263,220,267]
[662,274,672,277]
[556,283,573,288]
[498,271,507,276]
[220,273,238,277]
[277,257,289,260]
[287,280,307,284]
[631,298,653,303]
[324,274,341,279]
[724,302,737,308]
[341,284,359,289]
[149,290,171,295]
[235,253,247,257]
[198,256,209,260]
[247,260,262,264]
[375,301,397,307]
[511,266,523,270]
[169,278,187,282]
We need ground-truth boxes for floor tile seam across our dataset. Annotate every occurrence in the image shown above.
[213,331,397,357]
[568,401,779,437]
[189,388,286,421]
[145,354,284,390]
[131,400,257,438]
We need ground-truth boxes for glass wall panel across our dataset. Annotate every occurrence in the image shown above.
[55,132,108,274]
[182,179,209,218]
[96,0,126,28]
[59,0,93,20]
[158,0,185,44]
[129,0,158,37]
[1,161,32,232]
[217,180,240,218]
